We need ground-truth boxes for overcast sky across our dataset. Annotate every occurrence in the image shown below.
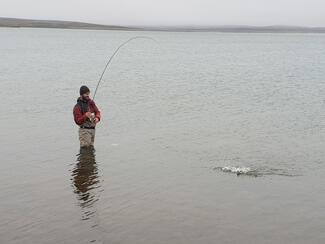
[1,0,325,27]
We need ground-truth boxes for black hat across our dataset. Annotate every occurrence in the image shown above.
[80,85,90,95]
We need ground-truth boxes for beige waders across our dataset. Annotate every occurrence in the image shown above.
[79,128,96,147]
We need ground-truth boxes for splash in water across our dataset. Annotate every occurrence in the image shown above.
[214,166,258,176]
[214,165,298,177]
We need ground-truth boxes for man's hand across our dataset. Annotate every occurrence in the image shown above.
[94,118,99,124]
[85,112,92,118]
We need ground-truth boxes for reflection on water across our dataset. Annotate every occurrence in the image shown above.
[71,146,101,221]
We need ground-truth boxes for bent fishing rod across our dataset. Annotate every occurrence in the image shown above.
[93,36,158,100]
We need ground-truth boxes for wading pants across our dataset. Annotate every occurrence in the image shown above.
[79,128,95,147]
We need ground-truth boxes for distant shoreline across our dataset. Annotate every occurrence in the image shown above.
[1,17,325,33]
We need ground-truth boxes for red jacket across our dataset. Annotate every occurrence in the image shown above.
[73,98,101,125]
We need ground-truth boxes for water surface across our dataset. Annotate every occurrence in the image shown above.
[1,28,325,244]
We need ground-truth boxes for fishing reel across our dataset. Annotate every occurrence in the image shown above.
[89,113,96,122]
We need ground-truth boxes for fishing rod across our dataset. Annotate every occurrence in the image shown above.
[93,36,158,100]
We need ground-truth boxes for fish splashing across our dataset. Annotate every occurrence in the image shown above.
[214,166,258,176]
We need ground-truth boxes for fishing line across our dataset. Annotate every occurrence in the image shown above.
[93,36,158,100]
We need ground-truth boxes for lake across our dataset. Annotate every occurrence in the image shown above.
[1,27,325,244]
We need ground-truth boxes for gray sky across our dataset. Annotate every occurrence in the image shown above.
[1,0,325,27]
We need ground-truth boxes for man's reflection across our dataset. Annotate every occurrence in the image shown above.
[71,146,101,220]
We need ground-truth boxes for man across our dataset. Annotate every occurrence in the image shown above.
[73,85,101,147]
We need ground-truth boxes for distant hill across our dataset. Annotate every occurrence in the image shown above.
[139,25,325,33]
[0,17,138,30]
[1,17,325,33]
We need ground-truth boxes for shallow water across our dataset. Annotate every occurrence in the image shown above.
[1,28,325,243]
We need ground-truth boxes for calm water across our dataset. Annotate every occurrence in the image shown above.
[1,28,325,244]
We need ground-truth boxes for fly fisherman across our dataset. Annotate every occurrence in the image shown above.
[73,86,101,147]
